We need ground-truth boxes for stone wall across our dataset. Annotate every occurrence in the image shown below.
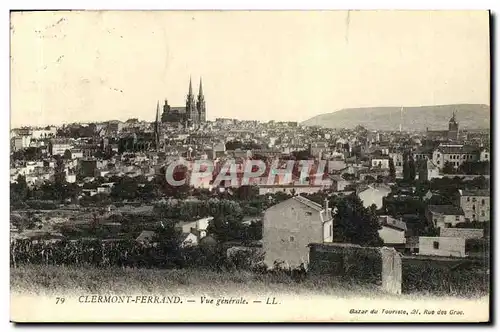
[440,228,484,239]
[308,243,402,294]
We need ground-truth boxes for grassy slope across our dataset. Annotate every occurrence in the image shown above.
[11,264,390,297]
[10,265,486,301]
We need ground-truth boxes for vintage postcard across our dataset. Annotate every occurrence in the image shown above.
[10,10,490,323]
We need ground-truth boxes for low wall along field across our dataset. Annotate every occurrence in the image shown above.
[307,243,488,297]
[10,238,489,298]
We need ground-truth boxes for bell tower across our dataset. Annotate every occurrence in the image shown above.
[186,77,198,125]
[197,77,206,123]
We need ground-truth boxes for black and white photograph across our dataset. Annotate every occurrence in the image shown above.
[9,10,491,323]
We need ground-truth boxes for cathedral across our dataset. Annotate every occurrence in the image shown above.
[160,77,207,126]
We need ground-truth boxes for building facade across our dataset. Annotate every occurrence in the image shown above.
[458,189,490,222]
[426,205,466,228]
[419,236,466,257]
[432,144,480,170]
[263,196,333,268]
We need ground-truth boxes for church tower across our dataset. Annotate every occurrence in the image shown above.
[448,111,459,140]
[197,77,206,123]
[154,101,162,150]
[186,77,198,125]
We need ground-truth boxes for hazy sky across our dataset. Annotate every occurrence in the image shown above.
[10,10,490,128]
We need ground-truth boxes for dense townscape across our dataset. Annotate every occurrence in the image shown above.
[10,78,490,295]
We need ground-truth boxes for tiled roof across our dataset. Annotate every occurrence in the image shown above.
[436,145,479,154]
[428,205,464,216]
[459,189,490,197]
[136,230,156,242]
[292,195,323,211]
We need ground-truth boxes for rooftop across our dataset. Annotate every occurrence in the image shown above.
[292,195,323,212]
[428,205,464,216]
[459,189,490,197]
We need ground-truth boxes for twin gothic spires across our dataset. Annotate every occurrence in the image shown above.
[186,76,206,124]
[186,76,204,98]
[154,76,206,132]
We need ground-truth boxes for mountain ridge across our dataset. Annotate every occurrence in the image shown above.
[302,104,490,131]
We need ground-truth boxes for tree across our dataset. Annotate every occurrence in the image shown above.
[153,221,183,267]
[389,157,396,179]
[63,149,72,160]
[442,161,455,175]
[458,161,490,175]
[333,194,383,246]
[408,154,416,182]
[402,152,410,182]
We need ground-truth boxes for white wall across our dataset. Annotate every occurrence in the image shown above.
[419,237,466,257]
[379,226,405,244]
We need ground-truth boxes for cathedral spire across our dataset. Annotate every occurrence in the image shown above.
[156,100,161,123]
[188,76,193,96]
[199,77,203,97]
[154,101,161,150]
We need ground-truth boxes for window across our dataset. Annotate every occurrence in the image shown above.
[481,199,485,206]
[445,223,452,228]
[485,154,488,159]
[472,214,476,221]
[473,205,476,211]
[437,154,440,158]
[437,160,440,165]
[472,198,476,202]
[481,211,485,217]
[289,236,295,242]
[455,216,460,221]
[305,212,312,216]
[467,197,470,202]
[433,241,440,249]
[463,155,466,159]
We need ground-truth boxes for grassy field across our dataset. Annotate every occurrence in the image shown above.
[10,264,486,301]
[11,264,383,297]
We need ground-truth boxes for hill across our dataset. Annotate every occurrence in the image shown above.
[302,104,490,131]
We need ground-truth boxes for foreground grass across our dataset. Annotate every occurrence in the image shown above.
[10,265,487,301]
[11,264,388,297]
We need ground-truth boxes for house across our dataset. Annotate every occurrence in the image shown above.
[49,138,73,156]
[378,216,407,247]
[388,151,404,178]
[357,184,391,209]
[327,160,348,174]
[432,144,480,170]
[180,232,198,247]
[413,147,433,162]
[458,189,490,222]
[371,157,390,169]
[309,142,330,158]
[263,196,333,268]
[419,159,441,181]
[418,236,466,257]
[196,217,212,239]
[135,230,156,243]
[426,205,465,228]
[479,148,490,162]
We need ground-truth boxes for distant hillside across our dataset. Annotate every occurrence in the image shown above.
[302,104,490,131]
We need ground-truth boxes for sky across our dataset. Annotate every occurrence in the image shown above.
[10,10,490,128]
